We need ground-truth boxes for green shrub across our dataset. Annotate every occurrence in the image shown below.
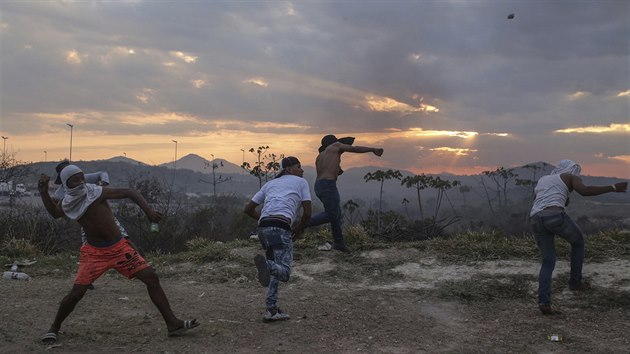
[1,237,41,258]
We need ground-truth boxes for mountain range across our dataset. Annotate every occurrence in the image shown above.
[13,154,629,208]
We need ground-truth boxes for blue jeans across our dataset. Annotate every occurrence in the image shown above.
[258,226,293,310]
[308,179,344,245]
[530,210,585,305]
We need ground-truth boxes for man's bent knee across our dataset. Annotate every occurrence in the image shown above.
[135,267,160,286]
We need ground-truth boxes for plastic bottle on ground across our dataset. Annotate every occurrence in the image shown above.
[3,271,31,281]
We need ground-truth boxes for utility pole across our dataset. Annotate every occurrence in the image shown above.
[240,148,245,174]
[172,140,178,169]
[66,123,74,161]
[1,136,7,156]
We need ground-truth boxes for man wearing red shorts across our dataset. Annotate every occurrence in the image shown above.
[38,165,198,344]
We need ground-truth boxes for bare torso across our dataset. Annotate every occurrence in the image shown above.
[76,199,123,243]
[315,146,342,180]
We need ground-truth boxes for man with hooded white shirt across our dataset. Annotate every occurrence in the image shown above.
[530,159,627,315]
[37,165,199,344]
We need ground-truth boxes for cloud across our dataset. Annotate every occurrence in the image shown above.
[608,155,630,164]
[169,51,198,63]
[365,95,439,114]
[0,1,628,178]
[567,91,589,101]
[65,50,85,64]
[555,123,630,134]
[404,128,478,139]
[430,147,478,156]
[191,79,207,89]
[243,78,269,87]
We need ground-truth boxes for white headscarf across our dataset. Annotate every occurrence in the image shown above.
[60,165,103,220]
[551,159,581,176]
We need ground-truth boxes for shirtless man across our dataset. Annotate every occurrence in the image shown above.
[308,135,383,253]
[52,160,136,290]
[38,165,198,344]
[529,159,627,315]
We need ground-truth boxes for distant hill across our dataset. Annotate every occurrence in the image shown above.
[12,158,628,209]
[158,153,245,175]
[103,156,150,166]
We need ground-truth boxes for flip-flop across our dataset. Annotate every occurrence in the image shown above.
[168,319,200,337]
[41,332,57,344]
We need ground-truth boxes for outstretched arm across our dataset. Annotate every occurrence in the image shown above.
[339,144,383,156]
[38,174,64,218]
[571,175,627,196]
[100,187,162,222]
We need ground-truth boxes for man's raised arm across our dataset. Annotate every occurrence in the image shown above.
[38,174,64,218]
[570,175,627,196]
[339,144,384,156]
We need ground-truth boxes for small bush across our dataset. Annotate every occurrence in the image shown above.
[1,237,41,259]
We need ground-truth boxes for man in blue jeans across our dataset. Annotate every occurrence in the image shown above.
[530,159,627,315]
[309,135,383,253]
[244,156,311,322]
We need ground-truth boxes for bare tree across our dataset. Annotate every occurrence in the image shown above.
[342,199,361,225]
[401,174,432,220]
[429,176,460,219]
[0,150,32,214]
[200,154,231,196]
[364,169,402,232]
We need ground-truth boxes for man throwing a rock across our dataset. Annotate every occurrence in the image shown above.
[38,165,198,344]
[309,135,383,253]
[530,159,627,315]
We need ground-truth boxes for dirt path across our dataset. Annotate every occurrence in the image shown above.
[1,247,629,353]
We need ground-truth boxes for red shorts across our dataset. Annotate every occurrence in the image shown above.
[75,238,150,285]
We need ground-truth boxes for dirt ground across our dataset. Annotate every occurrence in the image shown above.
[1,246,629,353]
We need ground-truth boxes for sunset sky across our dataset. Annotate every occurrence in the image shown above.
[1,1,628,178]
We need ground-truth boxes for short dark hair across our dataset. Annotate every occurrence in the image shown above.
[277,156,301,178]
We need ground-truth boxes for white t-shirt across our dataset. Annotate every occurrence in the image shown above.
[251,175,311,224]
[530,174,569,216]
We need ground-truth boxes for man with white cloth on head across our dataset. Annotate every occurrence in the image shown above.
[37,165,199,345]
[529,159,627,315]
[52,160,130,246]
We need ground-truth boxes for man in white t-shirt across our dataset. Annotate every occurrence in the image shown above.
[244,156,312,322]
[530,159,627,315]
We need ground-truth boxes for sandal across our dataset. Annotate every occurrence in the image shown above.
[168,319,200,337]
[41,331,57,344]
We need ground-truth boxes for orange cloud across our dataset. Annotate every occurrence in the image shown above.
[365,95,439,113]
[555,123,630,134]
[609,155,630,164]
[405,128,477,139]
[430,147,478,156]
